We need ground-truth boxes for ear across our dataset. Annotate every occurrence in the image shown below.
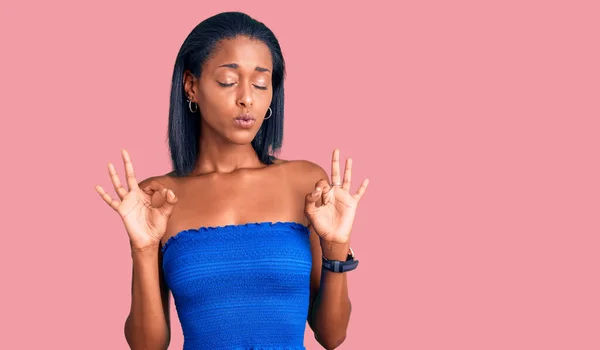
[183,70,199,102]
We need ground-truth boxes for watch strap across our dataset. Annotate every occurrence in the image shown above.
[322,251,359,273]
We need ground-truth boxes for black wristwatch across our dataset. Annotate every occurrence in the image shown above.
[321,247,359,273]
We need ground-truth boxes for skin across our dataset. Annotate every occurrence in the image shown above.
[95,36,368,350]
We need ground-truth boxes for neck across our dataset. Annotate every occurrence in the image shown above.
[191,123,265,175]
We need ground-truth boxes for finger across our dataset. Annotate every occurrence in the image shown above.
[353,178,370,201]
[314,178,335,205]
[314,179,331,206]
[342,158,352,191]
[304,187,322,213]
[141,180,167,197]
[315,178,330,189]
[306,179,330,208]
[322,185,336,205]
[95,185,119,211]
[121,149,139,191]
[331,148,341,187]
[160,189,179,217]
[108,162,128,200]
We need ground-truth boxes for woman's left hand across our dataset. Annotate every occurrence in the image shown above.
[304,149,369,245]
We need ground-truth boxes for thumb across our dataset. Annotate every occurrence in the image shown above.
[159,189,179,217]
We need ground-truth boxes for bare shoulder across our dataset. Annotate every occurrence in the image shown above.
[137,171,178,190]
[273,158,328,190]
[283,159,327,179]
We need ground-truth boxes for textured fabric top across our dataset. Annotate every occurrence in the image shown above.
[161,222,313,350]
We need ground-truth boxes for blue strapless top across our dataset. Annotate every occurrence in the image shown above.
[161,222,313,350]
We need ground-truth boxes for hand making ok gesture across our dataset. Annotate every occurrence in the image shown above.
[95,149,179,251]
[304,149,369,245]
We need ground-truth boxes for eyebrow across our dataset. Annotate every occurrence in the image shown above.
[218,63,271,73]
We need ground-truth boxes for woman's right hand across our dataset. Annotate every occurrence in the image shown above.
[95,149,179,251]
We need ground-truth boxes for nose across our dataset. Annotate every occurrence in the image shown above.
[236,82,253,109]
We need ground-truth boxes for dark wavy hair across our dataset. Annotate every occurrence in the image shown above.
[167,12,286,176]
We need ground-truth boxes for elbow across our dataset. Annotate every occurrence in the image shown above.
[124,316,133,346]
[326,336,347,350]
[316,331,347,350]
[124,316,170,350]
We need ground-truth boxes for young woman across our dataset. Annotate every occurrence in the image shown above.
[95,11,369,350]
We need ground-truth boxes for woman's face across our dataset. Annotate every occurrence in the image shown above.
[185,35,274,145]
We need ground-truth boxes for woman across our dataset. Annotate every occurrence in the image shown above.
[95,11,369,350]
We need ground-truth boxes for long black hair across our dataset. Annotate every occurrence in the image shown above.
[167,12,286,176]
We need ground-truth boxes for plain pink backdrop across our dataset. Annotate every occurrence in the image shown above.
[1,0,599,349]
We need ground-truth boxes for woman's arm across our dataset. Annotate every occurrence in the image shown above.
[301,161,354,349]
[124,245,171,350]
[291,156,367,349]
[307,228,352,350]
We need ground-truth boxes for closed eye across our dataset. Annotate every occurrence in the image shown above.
[217,81,268,90]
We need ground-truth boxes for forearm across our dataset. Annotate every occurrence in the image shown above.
[125,246,170,350]
[311,242,352,349]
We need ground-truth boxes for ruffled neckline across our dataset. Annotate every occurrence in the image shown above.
[161,221,310,254]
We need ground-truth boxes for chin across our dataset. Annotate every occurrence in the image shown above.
[227,130,259,145]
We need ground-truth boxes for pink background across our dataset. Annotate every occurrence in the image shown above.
[1,0,599,349]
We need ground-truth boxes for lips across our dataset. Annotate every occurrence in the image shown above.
[233,113,256,129]
[235,113,255,121]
